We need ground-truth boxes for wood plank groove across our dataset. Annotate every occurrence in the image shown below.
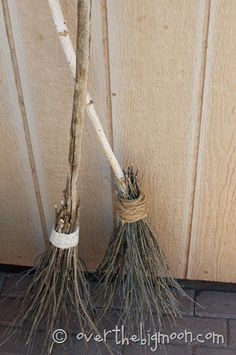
[0,1,45,265]
[184,0,212,278]
[107,0,210,278]
[188,0,236,282]
[2,0,48,247]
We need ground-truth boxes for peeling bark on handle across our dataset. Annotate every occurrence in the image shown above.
[48,0,76,73]
[48,0,126,195]
[86,95,127,194]
[64,0,91,230]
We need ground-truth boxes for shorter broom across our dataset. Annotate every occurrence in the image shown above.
[96,167,186,334]
[50,0,189,337]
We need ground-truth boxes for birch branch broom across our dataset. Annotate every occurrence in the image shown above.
[50,0,189,337]
[2,1,99,354]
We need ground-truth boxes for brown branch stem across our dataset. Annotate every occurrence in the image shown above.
[57,0,91,233]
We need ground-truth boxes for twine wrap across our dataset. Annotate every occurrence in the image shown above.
[50,227,79,249]
[116,192,148,223]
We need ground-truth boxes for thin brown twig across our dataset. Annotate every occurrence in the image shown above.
[57,0,91,234]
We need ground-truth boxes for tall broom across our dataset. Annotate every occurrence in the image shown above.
[2,1,99,354]
[49,0,188,337]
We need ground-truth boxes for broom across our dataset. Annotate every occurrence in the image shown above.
[49,0,188,337]
[2,1,99,354]
[96,167,187,334]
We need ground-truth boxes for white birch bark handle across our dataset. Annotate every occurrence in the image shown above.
[48,0,126,193]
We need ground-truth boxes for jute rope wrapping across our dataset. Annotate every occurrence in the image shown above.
[116,192,148,223]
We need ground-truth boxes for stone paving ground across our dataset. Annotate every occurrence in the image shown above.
[0,270,235,354]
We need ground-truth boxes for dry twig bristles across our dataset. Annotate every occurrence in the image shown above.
[96,167,187,335]
[0,1,99,354]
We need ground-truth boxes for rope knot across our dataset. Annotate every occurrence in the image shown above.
[116,192,148,223]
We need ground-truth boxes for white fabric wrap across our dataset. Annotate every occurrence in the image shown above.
[50,227,79,249]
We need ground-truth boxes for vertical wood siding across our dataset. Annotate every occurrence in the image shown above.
[0,0,235,281]
[188,0,236,282]
[106,0,210,277]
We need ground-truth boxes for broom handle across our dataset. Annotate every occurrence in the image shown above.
[66,0,90,221]
[48,0,126,194]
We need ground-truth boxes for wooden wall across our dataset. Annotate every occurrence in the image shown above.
[0,0,235,283]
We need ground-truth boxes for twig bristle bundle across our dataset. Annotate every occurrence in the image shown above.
[96,167,187,335]
[2,245,96,354]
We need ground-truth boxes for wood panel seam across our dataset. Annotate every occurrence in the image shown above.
[100,0,116,228]
[1,0,48,247]
[184,0,212,279]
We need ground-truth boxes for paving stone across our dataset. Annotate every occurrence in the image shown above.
[0,326,40,355]
[0,326,76,355]
[94,290,195,341]
[228,319,236,350]
[93,284,125,311]
[86,312,226,350]
[0,274,6,295]
[96,316,226,353]
[0,272,235,355]
[195,291,236,319]
[0,296,99,337]
[72,338,123,355]
[0,298,120,353]
[123,343,193,354]
[194,347,236,355]
[98,309,120,329]
[52,335,86,355]
[94,284,194,316]
[1,274,33,298]
[0,298,20,327]
[174,289,195,317]
[162,316,227,348]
